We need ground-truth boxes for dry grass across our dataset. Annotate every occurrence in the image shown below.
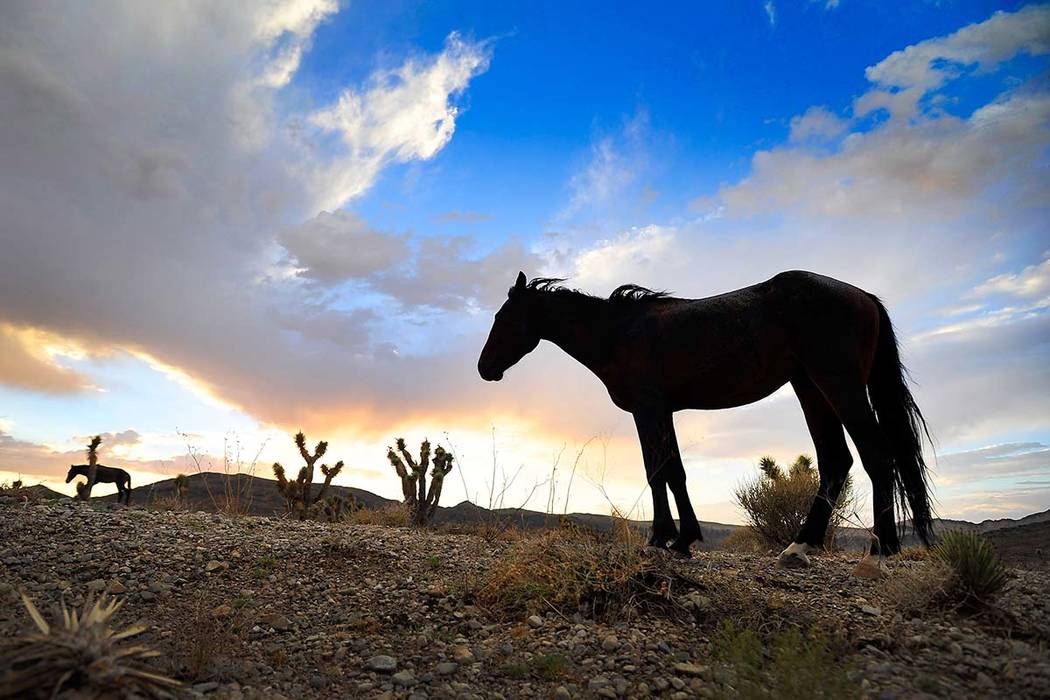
[347,503,410,527]
[168,594,247,681]
[0,592,180,699]
[882,560,955,615]
[437,519,524,544]
[720,526,771,553]
[471,515,691,620]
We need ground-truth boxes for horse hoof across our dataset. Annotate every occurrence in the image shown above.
[668,538,695,558]
[853,554,889,580]
[777,543,812,569]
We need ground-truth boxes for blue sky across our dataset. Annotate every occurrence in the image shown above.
[0,1,1047,525]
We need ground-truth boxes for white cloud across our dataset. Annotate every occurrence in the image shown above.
[764,1,777,28]
[788,106,848,142]
[306,32,492,211]
[858,4,1050,120]
[970,257,1050,300]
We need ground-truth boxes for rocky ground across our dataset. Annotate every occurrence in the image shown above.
[2,499,1049,699]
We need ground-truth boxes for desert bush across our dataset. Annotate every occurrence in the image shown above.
[720,526,770,553]
[472,515,685,620]
[173,473,189,505]
[711,621,858,700]
[734,455,854,548]
[347,503,410,527]
[181,432,264,516]
[0,591,180,699]
[273,431,344,520]
[386,437,454,526]
[934,529,1008,605]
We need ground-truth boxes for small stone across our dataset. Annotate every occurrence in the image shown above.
[212,604,233,618]
[436,662,458,675]
[259,613,291,631]
[451,645,475,663]
[527,615,544,628]
[860,605,882,616]
[191,681,220,693]
[601,635,620,652]
[367,655,397,673]
[553,686,572,700]
[206,560,226,572]
[106,579,127,594]
[588,675,611,691]
[949,641,963,658]
[86,579,106,592]
[139,591,156,602]
[392,670,415,686]
[597,689,616,699]
[673,662,707,677]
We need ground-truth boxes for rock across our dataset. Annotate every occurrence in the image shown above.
[527,614,544,628]
[451,645,475,663]
[259,613,291,631]
[212,604,233,618]
[588,675,611,691]
[436,662,458,675]
[860,605,882,616]
[86,578,106,592]
[366,655,397,673]
[106,579,127,594]
[206,560,226,572]
[191,681,220,693]
[601,635,620,652]
[552,686,572,700]
[391,670,415,686]
[673,662,707,677]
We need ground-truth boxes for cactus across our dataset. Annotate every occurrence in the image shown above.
[386,438,454,526]
[321,494,355,523]
[272,432,344,520]
[77,435,103,501]
[173,473,189,504]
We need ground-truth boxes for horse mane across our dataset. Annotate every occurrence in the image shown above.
[517,278,671,304]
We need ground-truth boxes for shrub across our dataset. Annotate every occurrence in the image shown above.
[273,432,344,520]
[934,529,1008,605]
[386,437,454,526]
[347,503,410,527]
[734,455,854,548]
[1,592,180,699]
[720,526,769,553]
[472,516,685,620]
[712,621,858,700]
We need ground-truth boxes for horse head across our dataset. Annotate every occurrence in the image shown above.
[478,271,541,381]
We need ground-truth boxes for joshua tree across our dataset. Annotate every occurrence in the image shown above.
[173,473,189,505]
[272,432,344,519]
[386,438,454,526]
[76,436,103,501]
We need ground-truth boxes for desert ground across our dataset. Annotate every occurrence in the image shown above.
[2,494,1049,699]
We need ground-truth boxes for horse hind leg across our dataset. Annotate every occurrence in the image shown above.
[812,376,899,578]
[778,375,853,569]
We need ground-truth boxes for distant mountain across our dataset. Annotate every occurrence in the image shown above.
[17,471,1044,551]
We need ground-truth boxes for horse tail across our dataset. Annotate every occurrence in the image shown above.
[866,295,935,546]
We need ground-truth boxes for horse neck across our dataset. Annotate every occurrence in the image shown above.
[534,293,613,373]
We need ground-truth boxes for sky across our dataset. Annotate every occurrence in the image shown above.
[1,1,1048,525]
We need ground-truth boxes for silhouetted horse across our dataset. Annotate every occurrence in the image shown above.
[478,271,933,575]
[66,464,132,505]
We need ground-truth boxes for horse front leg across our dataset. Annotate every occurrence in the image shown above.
[661,420,703,557]
[634,412,677,548]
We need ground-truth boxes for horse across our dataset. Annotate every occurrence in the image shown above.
[66,464,133,505]
[477,271,933,576]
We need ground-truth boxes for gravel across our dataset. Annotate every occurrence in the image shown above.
[2,499,1049,699]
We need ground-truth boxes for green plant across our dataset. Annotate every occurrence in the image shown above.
[1,592,180,699]
[934,529,1008,605]
[734,454,854,548]
[712,621,859,699]
[502,653,570,681]
[386,438,454,526]
[273,432,344,520]
[321,494,355,522]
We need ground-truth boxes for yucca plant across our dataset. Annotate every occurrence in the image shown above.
[272,432,344,520]
[386,438,454,526]
[934,529,1008,605]
[1,591,181,699]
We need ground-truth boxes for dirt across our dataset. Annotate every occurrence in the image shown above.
[2,499,1049,699]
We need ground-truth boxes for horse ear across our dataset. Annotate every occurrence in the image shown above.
[515,271,527,290]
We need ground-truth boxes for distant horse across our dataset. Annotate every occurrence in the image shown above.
[66,464,132,505]
[478,271,933,575]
